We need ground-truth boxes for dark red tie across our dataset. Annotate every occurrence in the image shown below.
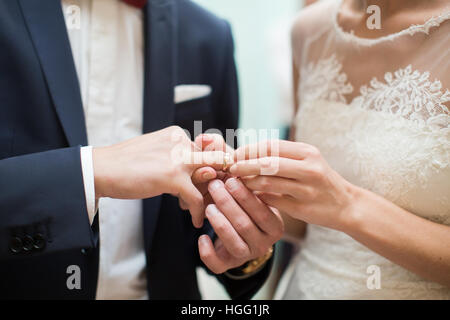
[122,0,148,9]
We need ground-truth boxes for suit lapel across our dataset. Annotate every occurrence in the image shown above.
[19,0,87,146]
[143,0,177,254]
[20,0,177,259]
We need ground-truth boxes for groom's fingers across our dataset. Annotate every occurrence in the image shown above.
[205,204,250,259]
[208,180,263,250]
[186,151,234,171]
[178,177,205,228]
[225,177,284,239]
[195,134,234,153]
[257,193,300,219]
[195,134,213,151]
[241,175,309,199]
[192,167,217,185]
[179,199,188,211]
[198,235,228,274]
[186,164,227,215]
[179,192,213,211]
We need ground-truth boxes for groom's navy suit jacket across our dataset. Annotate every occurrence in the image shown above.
[0,0,271,299]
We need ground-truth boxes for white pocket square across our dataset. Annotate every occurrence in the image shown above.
[174,85,212,104]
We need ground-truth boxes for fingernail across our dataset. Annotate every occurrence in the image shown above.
[205,205,219,219]
[203,171,215,180]
[229,165,237,175]
[199,235,208,245]
[225,178,239,192]
[209,180,222,191]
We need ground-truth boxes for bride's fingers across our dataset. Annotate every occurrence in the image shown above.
[229,157,306,179]
[242,176,312,199]
[257,193,302,218]
[235,140,317,162]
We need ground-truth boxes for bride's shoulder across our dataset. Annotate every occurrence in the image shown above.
[291,0,337,44]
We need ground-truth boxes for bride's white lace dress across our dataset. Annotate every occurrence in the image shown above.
[278,0,450,299]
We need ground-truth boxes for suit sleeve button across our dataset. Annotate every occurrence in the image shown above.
[10,237,23,253]
[33,233,46,250]
[22,235,34,252]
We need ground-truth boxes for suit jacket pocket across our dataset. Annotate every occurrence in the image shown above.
[174,96,214,137]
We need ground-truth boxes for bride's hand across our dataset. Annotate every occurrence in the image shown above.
[230,140,357,231]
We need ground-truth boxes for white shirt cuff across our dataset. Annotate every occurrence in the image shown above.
[80,146,97,225]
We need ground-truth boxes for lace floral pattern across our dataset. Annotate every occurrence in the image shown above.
[300,56,450,132]
[297,56,450,219]
[354,65,450,131]
[300,55,353,104]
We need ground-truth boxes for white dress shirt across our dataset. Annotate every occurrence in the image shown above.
[62,0,148,300]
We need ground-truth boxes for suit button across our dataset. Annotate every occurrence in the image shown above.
[33,233,46,250]
[10,237,23,253]
[22,235,34,252]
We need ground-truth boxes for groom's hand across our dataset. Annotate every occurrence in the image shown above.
[92,126,225,228]
[192,134,284,274]
[199,177,284,274]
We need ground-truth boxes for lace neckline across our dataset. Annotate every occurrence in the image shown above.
[333,0,450,47]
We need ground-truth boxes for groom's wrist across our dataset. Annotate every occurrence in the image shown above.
[92,146,113,199]
[224,246,274,280]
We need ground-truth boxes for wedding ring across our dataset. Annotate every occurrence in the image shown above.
[223,152,232,171]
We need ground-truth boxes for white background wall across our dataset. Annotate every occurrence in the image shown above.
[193,0,302,139]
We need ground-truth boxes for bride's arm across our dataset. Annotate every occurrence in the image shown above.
[282,59,307,242]
[230,140,450,288]
[345,185,450,288]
